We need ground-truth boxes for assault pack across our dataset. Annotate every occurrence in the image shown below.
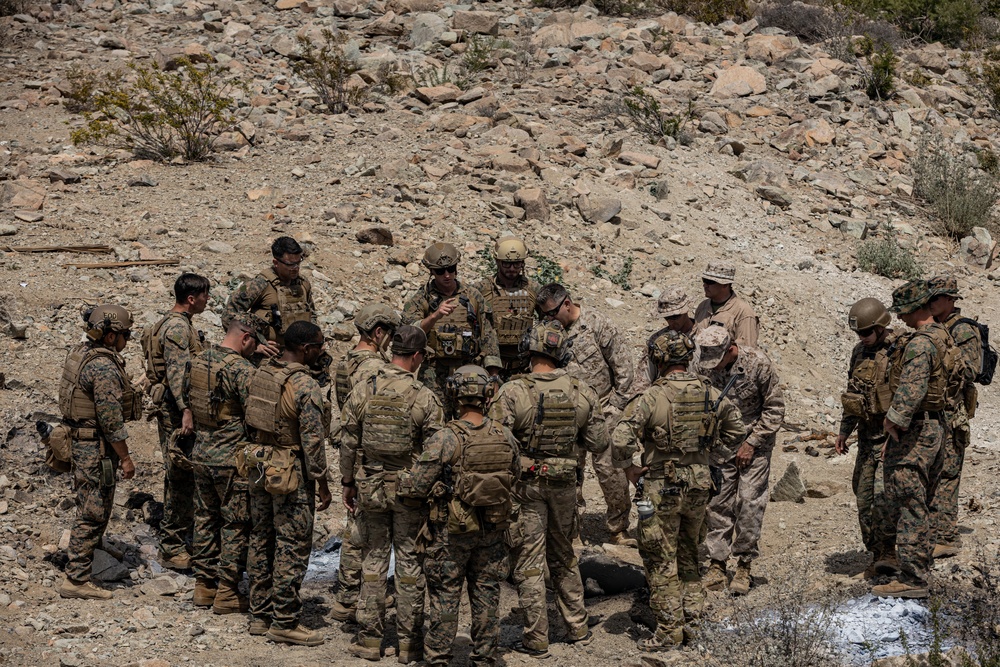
[948,317,997,386]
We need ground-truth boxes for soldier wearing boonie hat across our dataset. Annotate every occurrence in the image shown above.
[693,262,760,348]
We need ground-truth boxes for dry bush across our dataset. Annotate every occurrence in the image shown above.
[962,47,1000,120]
[857,224,923,278]
[292,30,366,114]
[0,0,28,16]
[937,545,1000,667]
[534,0,750,21]
[912,135,999,239]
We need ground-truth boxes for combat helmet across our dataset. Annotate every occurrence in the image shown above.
[355,303,401,334]
[422,242,461,269]
[446,365,495,405]
[84,304,133,341]
[494,236,527,262]
[848,298,891,331]
[519,320,572,367]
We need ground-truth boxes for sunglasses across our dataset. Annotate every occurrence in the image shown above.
[499,260,524,268]
[276,257,303,267]
[856,327,876,338]
[540,300,564,319]
[702,279,720,286]
[432,266,458,276]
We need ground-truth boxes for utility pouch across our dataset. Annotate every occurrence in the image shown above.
[235,445,249,478]
[357,474,390,512]
[263,447,299,496]
[40,422,73,474]
[535,458,577,483]
[99,458,115,489]
[149,382,166,407]
[841,392,866,418]
[447,496,481,534]
[964,384,978,419]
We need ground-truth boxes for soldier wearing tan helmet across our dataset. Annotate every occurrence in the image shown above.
[692,262,760,347]
[402,242,502,418]
[57,305,142,600]
[474,236,540,381]
[835,298,897,578]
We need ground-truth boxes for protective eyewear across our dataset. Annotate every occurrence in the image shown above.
[432,265,458,276]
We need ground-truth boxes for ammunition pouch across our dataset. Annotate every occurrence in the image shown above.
[43,424,74,474]
[357,472,394,512]
[840,392,866,418]
[99,458,115,489]
[524,456,577,484]
[964,384,978,419]
[245,444,300,496]
[447,496,482,534]
[167,429,196,472]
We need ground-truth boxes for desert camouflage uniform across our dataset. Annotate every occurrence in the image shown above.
[838,330,898,560]
[405,419,520,667]
[931,309,981,547]
[63,344,135,583]
[703,346,784,565]
[692,294,759,348]
[490,370,608,652]
[189,344,254,587]
[221,269,317,348]
[473,274,540,380]
[247,360,329,631]
[402,280,501,416]
[339,364,445,656]
[613,371,746,643]
[563,305,634,538]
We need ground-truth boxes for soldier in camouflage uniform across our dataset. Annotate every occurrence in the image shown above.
[695,325,784,596]
[633,286,695,395]
[613,330,746,651]
[835,298,898,577]
[340,325,446,663]
[245,321,333,645]
[58,305,141,600]
[873,280,954,599]
[473,236,540,381]
[189,313,268,614]
[329,303,400,623]
[402,242,502,418]
[927,276,982,559]
[536,283,635,548]
[692,263,760,347]
[400,365,520,667]
[142,273,210,570]
[490,320,608,658]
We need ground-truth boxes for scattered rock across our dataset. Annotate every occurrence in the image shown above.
[771,461,806,503]
[514,188,550,223]
[128,175,158,187]
[755,185,792,208]
[710,65,767,98]
[577,195,621,224]
[91,549,129,582]
[0,224,19,234]
[960,227,993,266]
[202,240,235,254]
[356,227,394,246]
[452,10,499,36]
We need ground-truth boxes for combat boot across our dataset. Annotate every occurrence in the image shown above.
[212,581,249,614]
[248,617,270,636]
[350,637,382,661]
[702,560,728,592]
[397,640,423,664]
[872,580,929,599]
[265,624,324,646]
[638,628,683,652]
[933,543,960,559]
[193,579,217,607]
[730,561,752,596]
[58,577,112,600]
[161,552,191,571]
[330,599,356,622]
[874,554,900,575]
[609,531,638,548]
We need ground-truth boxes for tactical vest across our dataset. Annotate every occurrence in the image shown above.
[141,312,203,383]
[647,376,714,457]
[253,268,313,344]
[449,419,515,525]
[245,362,308,448]
[59,344,141,424]
[426,287,480,361]
[189,350,243,429]
[334,351,381,410]
[842,336,894,418]
[520,375,580,459]
[888,326,958,413]
[489,283,536,347]
[361,373,423,466]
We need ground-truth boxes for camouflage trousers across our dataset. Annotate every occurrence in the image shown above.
[191,466,249,586]
[853,428,892,558]
[424,525,508,667]
[65,439,117,583]
[884,416,944,587]
[930,421,968,547]
[705,446,772,563]
[156,409,195,559]
[576,444,631,536]
[334,513,363,609]
[510,479,589,651]
[248,457,316,630]
[355,499,428,652]
[638,477,710,641]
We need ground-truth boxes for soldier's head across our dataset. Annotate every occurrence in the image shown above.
[890,279,934,328]
[84,304,133,351]
[693,325,736,372]
[493,236,527,285]
[271,236,304,283]
[284,320,325,364]
[422,242,461,292]
[926,275,962,321]
[355,303,401,355]
[848,297,891,346]
[226,312,269,358]
[702,262,736,303]
[655,286,694,334]
[446,365,495,411]
[647,329,695,379]
[519,320,572,369]
[536,283,576,328]
[174,273,210,315]
[390,325,430,372]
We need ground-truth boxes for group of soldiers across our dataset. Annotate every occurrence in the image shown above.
[50,232,987,660]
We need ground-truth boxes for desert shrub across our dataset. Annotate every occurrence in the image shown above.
[962,48,1000,119]
[530,251,563,284]
[912,136,999,238]
[591,256,635,291]
[70,58,249,162]
[369,62,408,98]
[858,42,898,100]
[534,0,749,20]
[758,0,831,42]
[499,38,535,85]
[62,65,101,114]
[841,0,983,46]
[0,0,28,16]
[410,63,472,91]
[462,35,509,74]
[623,87,693,146]
[293,30,366,114]
[976,148,1000,175]
[857,225,923,278]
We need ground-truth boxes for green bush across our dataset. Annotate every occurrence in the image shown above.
[462,35,510,75]
[912,137,999,239]
[0,0,28,17]
[293,30,366,114]
[70,58,248,162]
[623,87,693,146]
[857,225,923,279]
[962,48,1000,119]
[591,256,635,291]
[62,65,100,114]
[860,43,897,100]
[530,251,563,285]
[842,0,983,46]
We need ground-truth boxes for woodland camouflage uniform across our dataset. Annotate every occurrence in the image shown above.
[221,269,317,348]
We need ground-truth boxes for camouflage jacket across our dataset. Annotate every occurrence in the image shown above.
[334,348,385,410]
[339,363,446,480]
[886,323,944,430]
[221,270,317,340]
[77,346,132,442]
[191,345,255,467]
[693,293,759,348]
[489,369,609,455]
[702,345,784,450]
[612,371,746,489]
[563,305,635,411]
[402,279,502,369]
[160,312,200,412]
[839,329,898,438]
[941,308,982,422]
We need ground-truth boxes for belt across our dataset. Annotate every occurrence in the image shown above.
[914,410,943,422]
[73,427,100,441]
[521,473,575,488]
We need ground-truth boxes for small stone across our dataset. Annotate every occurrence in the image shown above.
[291,167,306,178]
[202,240,235,254]
[0,224,19,234]
[91,549,129,582]
[710,65,766,98]
[514,188,550,223]
[13,211,41,222]
[770,461,806,503]
[755,186,792,208]
[332,324,355,341]
[141,576,180,596]
[8,322,28,339]
[128,175,157,187]
[383,270,403,287]
[577,195,621,224]
[650,179,670,201]
[356,227,393,246]
[0,500,8,515]
[48,168,81,184]
[605,298,625,308]
[452,10,499,35]
[414,86,460,105]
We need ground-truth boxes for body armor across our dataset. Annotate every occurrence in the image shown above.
[449,419,516,525]
[189,350,243,429]
[842,334,895,419]
[427,289,479,361]
[646,376,714,457]
[361,373,423,467]
[245,362,309,448]
[59,343,141,425]
[334,350,381,410]
[519,374,580,459]
[253,268,314,344]
[141,312,203,383]
[888,327,957,412]
[488,282,537,347]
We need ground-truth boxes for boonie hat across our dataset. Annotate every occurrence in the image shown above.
[926,275,962,300]
[890,280,931,315]
[693,325,732,370]
[392,325,430,355]
[655,286,693,318]
[702,262,736,285]
[232,312,270,344]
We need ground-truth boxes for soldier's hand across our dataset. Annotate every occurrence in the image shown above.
[343,485,358,514]
[624,465,648,486]
[435,298,459,319]
[258,341,281,358]
[317,479,332,511]
[735,442,755,470]
[180,409,194,436]
[119,456,136,480]
[883,418,902,443]
[834,434,849,455]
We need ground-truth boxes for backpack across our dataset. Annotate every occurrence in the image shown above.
[949,317,997,386]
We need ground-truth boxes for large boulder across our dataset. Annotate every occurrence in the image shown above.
[710,65,766,98]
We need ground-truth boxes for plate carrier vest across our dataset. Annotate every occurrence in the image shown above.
[253,268,313,345]
[245,362,309,448]
[488,281,536,347]
[842,334,895,418]
[361,372,423,467]
[888,326,959,413]
[646,376,715,460]
[189,350,244,429]
[448,419,515,524]
[426,286,480,361]
[59,344,141,425]
[141,312,204,384]
[519,374,580,460]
